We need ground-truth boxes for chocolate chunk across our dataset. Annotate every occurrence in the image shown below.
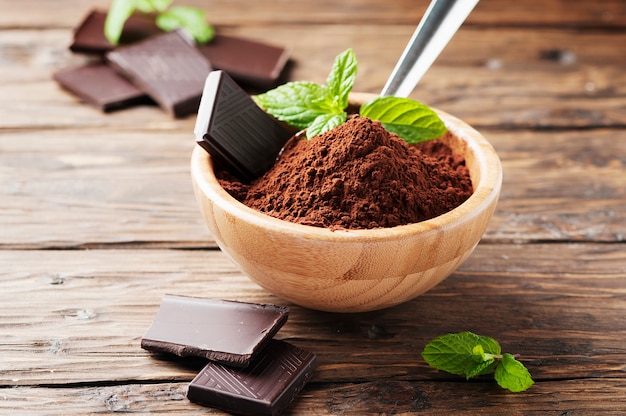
[53,62,151,112]
[194,70,292,181]
[141,295,289,367]
[106,30,213,117]
[70,10,289,89]
[187,340,317,416]
[70,9,160,54]
[197,34,290,89]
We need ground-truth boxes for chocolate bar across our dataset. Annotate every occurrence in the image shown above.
[53,62,151,112]
[187,340,317,416]
[194,70,292,181]
[70,9,160,54]
[70,10,289,90]
[141,295,288,367]
[106,30,213,118]
[198,34,290,89]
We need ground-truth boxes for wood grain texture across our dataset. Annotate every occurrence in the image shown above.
[3,379,626,415]
[1,244,624,385]
[1,0,625,28]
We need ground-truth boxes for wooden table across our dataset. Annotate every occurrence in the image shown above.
[2,0,625,414]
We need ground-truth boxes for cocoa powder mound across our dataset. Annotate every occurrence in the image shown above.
[217,116,473,229]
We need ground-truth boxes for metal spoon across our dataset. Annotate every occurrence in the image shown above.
[381,0,479,98]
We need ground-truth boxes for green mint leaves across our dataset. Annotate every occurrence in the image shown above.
[422,332,534,393]
[360,96,447,144]
[155,6,214,44]
[105,0,214,45]
[253,48,447,142]
[254,49,357,138]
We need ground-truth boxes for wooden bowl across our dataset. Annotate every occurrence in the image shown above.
[191,93,502,312]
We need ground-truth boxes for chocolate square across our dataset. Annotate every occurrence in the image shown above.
[53,62,151,112]
[187,340,317,415]
[194,70,292,181]
[70,9,160,54]
[106,30,213,117]
[141,295,289,368]
[198,34,290,89]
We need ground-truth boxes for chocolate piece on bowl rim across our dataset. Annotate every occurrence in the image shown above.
[197,34,290,89]
[141,295,288,368]
[106,30,213,118]
[194,70,292,182]
[69,9,160,54]
[52,62,152,112]
[187,339,317,416]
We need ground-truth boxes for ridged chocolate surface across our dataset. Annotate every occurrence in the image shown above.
[188,340,317,416]
[195,70,292,181]
[106,30,213,117]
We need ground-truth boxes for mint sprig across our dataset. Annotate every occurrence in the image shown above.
[253,48,446,142]
[422,331,534,392]
[105,0,214,45]
[254,49,356,138]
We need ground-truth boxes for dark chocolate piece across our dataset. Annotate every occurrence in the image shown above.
[197,34,290,89]
[53,62,151,112]
[187,340,317,416]
[70,9,160,54]
[194,70,292,181]
[141,295,288,367]
[106,30,213,118]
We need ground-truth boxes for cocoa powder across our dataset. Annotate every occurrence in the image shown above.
[217,116,473,229]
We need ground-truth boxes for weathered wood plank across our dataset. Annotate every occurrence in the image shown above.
[0,128,211,248]
[2,378,626,415]
[2,127,623,248]
[1,0,625,29]
[1,244,624,386]
[486,129,626,243]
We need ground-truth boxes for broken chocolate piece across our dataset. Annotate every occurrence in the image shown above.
[141,295,289,367]
[106,30,213,117]
[197,34,290,89]
[53,62,151,112]
[70,9,160,54]
[187,339,317,416]
[194,70,292,181]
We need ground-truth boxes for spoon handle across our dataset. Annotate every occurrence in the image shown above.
[381,0,479,98]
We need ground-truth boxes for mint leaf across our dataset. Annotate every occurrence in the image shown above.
[135,0,172,13]
[105,0,174,44]
[253,82,330,130]
[105,0,138,45]
[359,96,447,143]
[105,0,212,45]
[421,332,501,378]
[253,49,357,138]
[325,48,357,113]
[307,113,347,139]
[254,48,444,141]
[466,345,498,379]
[494,353,535,393]
[156,6,214,43]
[422,332,533,392]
